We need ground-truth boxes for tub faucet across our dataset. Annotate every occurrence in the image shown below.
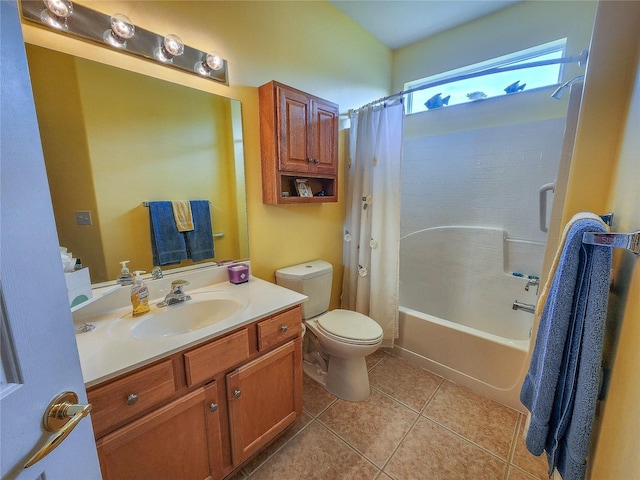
[157,279,191,307]
[525,277,539,293]
[512,300,535,314]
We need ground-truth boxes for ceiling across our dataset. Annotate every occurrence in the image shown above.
[328,0,522,50]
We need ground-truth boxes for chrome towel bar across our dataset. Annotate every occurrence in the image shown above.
[582,230,640,255]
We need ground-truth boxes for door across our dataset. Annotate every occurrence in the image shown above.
[0,2,101,479]
[277,85,311,173]
[309,98,339,175]
[226,340,301,465]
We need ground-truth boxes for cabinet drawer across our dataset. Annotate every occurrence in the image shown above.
[88,359,176,437]
[257,307,301,351]
[184,329,249,387]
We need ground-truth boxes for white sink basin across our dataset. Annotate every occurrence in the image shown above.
[109,290,249,340]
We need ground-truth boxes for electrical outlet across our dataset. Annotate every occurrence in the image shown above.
[75,210,92,226]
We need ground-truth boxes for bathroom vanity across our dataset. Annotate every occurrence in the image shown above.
[72,265,306,479]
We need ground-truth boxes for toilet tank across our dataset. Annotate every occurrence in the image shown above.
[275,260,333,320]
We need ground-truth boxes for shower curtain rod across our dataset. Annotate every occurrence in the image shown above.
[354,50,588,112]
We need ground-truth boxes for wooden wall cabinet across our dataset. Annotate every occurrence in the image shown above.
[259,80,339,204]
[89,305,303,480]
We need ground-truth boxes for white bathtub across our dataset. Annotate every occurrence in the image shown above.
[392,226,540,411]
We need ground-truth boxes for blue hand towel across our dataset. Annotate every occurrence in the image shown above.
[148,201,188,266]
[184,200,214,262]
[520,216,612,480]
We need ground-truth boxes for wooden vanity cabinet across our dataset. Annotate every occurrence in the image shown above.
[96,382,223,480]
[259,80,339,204]
[88,305,303,480]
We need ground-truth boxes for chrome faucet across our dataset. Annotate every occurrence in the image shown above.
[525,277,540,293]
[157,279,191,307]
[151,266,163,280]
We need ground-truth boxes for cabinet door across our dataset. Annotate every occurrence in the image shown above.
[226,339,302,465]
[97,383,223,480]
[277,85,311,172]
[309,98,339,175]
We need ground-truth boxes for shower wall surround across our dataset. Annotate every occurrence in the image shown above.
[401,117,565,277]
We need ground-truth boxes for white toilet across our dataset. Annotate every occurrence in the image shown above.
[275,260,383,401]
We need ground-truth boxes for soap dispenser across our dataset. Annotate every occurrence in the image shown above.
[131,271,150,316]
[117,260,134,286]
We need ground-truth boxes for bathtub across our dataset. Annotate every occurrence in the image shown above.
[391,226,540,412]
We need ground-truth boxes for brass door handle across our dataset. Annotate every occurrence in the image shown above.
[24,391,92,469]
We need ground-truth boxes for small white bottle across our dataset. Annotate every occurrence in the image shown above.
[117,260,134,286]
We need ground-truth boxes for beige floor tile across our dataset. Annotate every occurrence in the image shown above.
[423,381,518,460]
[249,422,379,480]
[384,417,506,480]
[319,388,419,467]
[241,413,313,476]
[507,466,539,480]
[369,355,442,411]
[366,349,388,371]
[377,473,394,480]
[303,374,337,417]
[511,415,550,479]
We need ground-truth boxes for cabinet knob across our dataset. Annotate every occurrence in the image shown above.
[233,389,242,399]
[126,394,139,406]
[280,325,288,333]
[314,158,320,164]
[209,403,218,412]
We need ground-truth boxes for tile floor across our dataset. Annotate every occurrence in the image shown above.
[230,351,550,480]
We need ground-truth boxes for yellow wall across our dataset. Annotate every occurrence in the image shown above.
[21,0,391,307]
[567,2,640,478]
[26,46,107,280]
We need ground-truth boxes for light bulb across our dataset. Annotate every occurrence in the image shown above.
[155,34,184,63]
[40,0,73,29]
[103,13,135,48]
[195,52,224,76]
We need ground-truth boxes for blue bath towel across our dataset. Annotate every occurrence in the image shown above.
[184,200,214,262]
[149,201,188,265]
[520,217,612,480]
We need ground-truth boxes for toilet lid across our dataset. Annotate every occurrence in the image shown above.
[317,309,383,344]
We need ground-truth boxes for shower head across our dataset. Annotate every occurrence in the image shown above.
[551,75,585,100]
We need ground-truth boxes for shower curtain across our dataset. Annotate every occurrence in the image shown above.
[341,100,404,347]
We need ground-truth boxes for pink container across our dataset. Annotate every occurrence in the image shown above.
[227,263,249,284]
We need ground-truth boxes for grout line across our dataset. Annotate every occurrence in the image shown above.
[242,417,316,478]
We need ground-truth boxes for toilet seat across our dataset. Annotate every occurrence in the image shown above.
[316,309,383,345]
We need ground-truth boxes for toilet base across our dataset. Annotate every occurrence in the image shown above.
[326,355,371,401]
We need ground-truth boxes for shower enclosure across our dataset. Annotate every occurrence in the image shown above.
[392,93,581,410]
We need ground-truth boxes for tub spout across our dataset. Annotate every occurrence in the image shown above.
[512,300,535,314]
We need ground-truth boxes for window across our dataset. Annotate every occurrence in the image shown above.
[404,39,567,115]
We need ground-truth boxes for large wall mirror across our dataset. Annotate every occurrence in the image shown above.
[25,45,249,285]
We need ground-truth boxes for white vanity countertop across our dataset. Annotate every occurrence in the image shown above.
[73,273,307,388]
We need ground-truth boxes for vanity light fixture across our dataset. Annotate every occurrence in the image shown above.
[195,51,224,76]
[40,0,73,29]
[103,13,135,48]
[155,34,185,63]
[21,0,229,85]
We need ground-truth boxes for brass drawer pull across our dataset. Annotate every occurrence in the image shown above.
[126,394,139,406]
